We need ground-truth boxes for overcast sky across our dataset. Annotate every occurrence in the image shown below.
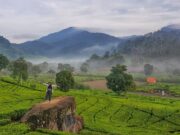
[0,0,180,43]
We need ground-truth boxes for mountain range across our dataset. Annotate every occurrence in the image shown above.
[0,24,180,60]
[4,27,120,59]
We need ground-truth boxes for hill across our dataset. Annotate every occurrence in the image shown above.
[15,27,121,58]
[117,24,180,60]
[0,36,20,58]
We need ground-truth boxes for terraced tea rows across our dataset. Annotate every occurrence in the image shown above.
[73,93,180,135]
[0,80,180,135]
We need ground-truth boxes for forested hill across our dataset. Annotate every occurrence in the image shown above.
[0,36,20,58]
[117,24,180,60]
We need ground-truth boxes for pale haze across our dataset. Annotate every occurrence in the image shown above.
[0,0,180,43]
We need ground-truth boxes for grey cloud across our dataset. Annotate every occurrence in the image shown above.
[0,0,180,43]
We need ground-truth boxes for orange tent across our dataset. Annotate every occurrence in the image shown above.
[146,77,157,84]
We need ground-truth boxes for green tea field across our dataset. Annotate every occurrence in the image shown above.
[0,80,180,135]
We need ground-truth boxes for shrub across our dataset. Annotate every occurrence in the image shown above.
[0,54,9,71]
[106,65,134,95]
[10,109,27,121]
[56,70,74,91]
[11,57,28,83]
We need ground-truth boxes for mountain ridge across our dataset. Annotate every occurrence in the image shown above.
[0,24,180,60]
[15,27,121,58]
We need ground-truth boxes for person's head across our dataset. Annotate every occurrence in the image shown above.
[48,82,52,86]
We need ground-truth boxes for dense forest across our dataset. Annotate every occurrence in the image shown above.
[117,25,180,60]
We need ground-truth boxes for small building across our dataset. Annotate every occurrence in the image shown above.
[146,77,157,84]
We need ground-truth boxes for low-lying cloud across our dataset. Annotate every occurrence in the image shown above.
[12,34,40,41]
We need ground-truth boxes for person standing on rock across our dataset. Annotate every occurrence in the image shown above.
[45,82,53,102]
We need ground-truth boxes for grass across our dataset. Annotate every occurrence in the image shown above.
[135,82,180,95]
[73,73,180,95]
[0,78,180,135]
[3,73,106,85]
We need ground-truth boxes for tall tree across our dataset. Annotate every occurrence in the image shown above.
[144,64,154,76]
[12,57,28,83]
[31,65,41,79]
[90,54,100,60]
[106,65,134,95]
[0,54,9,71]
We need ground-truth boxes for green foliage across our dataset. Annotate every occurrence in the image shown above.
[103,51,110,58]
[0,79,179,135]
[144,64,154,76]
[74,74,105,82]
[10,109,27,121]
[58,63,74,72]
[106,65,134,95]
[47,69,56,74]
[136,82,180,95]
[0,54,9,71]
[56,70,75,91]
[80,63,89,73]
[117,28,180,59]
[30,84,37,89]
[86,53,125,71]
[11,57,28,83]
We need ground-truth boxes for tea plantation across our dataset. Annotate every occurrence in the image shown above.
[0,80,179,135]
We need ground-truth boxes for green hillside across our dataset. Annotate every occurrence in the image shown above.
[0,80,179,135]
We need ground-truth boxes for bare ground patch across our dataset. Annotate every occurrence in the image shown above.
[83,80,110,91]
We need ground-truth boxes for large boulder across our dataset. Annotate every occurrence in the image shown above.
[21,96,83,133]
